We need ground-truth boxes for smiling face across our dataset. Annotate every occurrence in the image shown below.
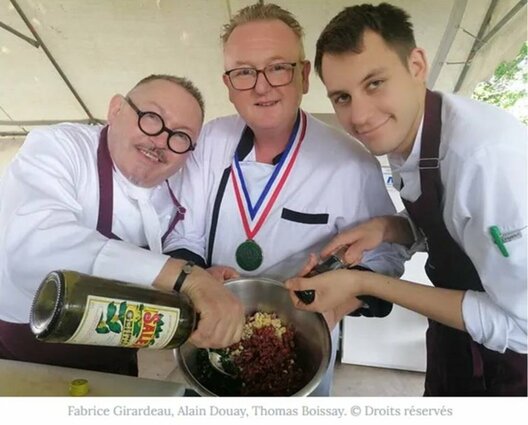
[321,30,427,157]
[106,79,202,188]
[222,19,310,136]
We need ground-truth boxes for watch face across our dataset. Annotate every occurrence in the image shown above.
[183,263,193,274]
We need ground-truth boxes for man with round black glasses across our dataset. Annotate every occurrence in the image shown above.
[0,74,245,375]
[172,3,408,396]
[123,96,195,156]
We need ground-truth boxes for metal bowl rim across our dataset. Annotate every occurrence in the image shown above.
[177,276,332,396]
[224,276,287,287]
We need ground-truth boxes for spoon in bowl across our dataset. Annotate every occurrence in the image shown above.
[207,349,237,377]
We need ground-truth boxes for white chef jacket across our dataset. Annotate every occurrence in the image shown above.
[0,123,181,323]
[173,111,408,280]
[388,92,527,354]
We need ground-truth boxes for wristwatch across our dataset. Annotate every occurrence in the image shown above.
[173,261,195,292]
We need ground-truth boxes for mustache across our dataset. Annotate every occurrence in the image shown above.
[137,144,167,163]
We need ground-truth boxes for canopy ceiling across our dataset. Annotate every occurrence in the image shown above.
[0,0,526,136]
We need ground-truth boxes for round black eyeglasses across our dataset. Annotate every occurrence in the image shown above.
[124,97,195,154]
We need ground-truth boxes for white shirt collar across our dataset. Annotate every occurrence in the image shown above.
[113,166,154,202]
[388,116,424,173]
[387,116,424,200]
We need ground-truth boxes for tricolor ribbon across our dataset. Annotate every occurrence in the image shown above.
[231,110,307,241]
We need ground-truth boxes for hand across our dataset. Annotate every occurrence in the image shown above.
[285,269,364,313]
[207,265,240,282]
[322,298,364,330]
[292,255,365,328]
[295,253,319,277]
[321,218,387,265]
[181,267,245,349]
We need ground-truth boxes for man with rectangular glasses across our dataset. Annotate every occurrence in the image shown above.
[225,62,298,90]
[0,75,245,375]
[171,3,408,396]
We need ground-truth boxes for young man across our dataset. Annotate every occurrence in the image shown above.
[0,75,245,375]
[172,3,407,396]
[286,3,527,395]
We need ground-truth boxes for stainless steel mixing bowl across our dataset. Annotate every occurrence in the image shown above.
[177,277,331,396]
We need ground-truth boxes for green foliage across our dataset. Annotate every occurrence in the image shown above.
[106,302,117,320]
[118,301,127,323]
[473,43,527,124]
[96,312,109,334]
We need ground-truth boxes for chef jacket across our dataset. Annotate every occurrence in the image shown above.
[389,92,527,354]
[173,111,408,280]
[0,123,181,323]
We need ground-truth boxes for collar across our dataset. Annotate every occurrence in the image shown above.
[113,165,155,202]
[388,115,424,173]
[235,111,301,165]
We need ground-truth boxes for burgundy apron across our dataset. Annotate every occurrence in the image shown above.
[96,126,185,244]
[0,126,185,376]
[402,90,527,396]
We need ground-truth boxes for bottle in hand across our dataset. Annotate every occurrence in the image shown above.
[30,270,197,349]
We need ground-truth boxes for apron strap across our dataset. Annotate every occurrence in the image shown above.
[96,126,185,247]
[96,126,117,239]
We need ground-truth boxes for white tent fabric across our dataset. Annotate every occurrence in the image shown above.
[0,0,526,137]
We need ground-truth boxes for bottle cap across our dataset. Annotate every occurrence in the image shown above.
[69,378,89,396]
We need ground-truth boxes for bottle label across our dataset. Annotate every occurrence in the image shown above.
[67,295,180,348]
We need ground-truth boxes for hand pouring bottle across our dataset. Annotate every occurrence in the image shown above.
[30,270,197,349]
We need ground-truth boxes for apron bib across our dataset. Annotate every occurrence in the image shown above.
[402,90,526,396]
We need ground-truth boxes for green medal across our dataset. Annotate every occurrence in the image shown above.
[230,111,307,273]
[235,240,263,271]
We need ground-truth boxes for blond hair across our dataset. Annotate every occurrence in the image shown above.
[221,3,305,59]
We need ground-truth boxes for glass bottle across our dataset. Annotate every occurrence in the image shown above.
[30,270,197,349]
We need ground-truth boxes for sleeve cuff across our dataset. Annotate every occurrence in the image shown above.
[462,290,510,353]
[165,248,207,268]
[396,210,427,254]
[347,265,393,318]
[93,239,169,286]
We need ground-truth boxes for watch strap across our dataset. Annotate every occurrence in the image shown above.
[173,261,195,292]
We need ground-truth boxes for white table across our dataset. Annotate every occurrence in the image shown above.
[0,359,185,396]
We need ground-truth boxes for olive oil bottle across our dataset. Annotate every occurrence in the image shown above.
[30,270,197,349]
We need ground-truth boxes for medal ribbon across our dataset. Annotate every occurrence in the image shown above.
[231,110,307,240]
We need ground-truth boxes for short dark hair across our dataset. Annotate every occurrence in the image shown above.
[132,74,205,120]
[315,3,416,78]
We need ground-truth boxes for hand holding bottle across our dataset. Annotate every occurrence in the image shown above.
[31,267,245,351]
[206,265,240,282]
[153,259,245,349]
[179,266,245,349]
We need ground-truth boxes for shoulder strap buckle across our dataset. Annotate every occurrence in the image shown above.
[418,157,439,169]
